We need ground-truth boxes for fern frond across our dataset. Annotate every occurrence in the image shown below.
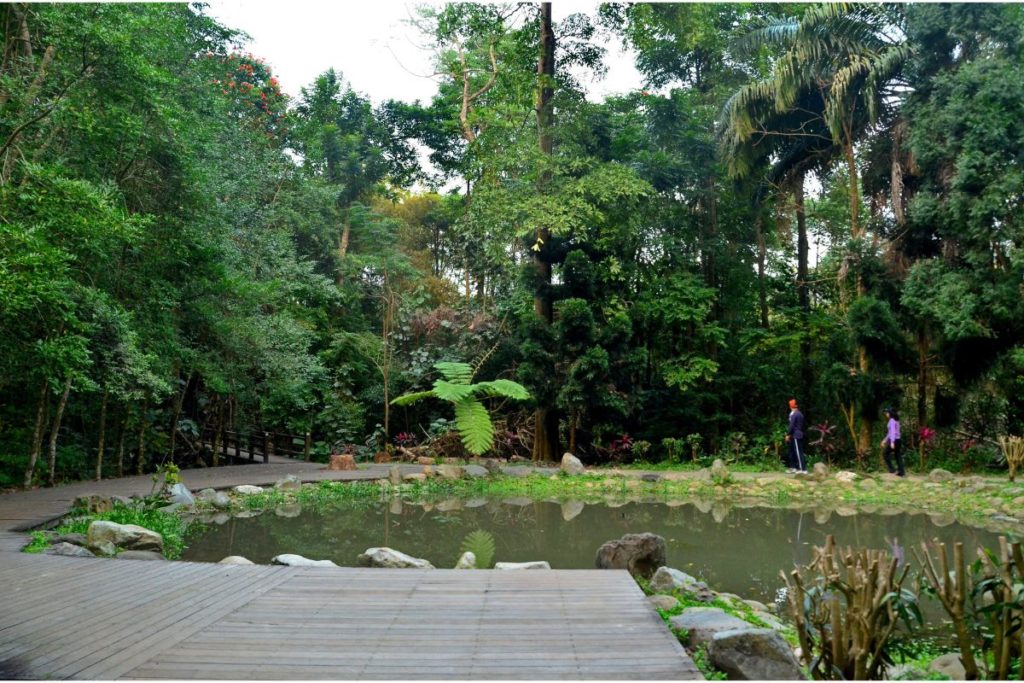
[460,530,496,569]
[432,380,475,403]
[434,361,473,385]
[390,390,435,407]
[473,379,531,401]
[454,398,494,455]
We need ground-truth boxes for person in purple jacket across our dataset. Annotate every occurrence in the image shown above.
[785,398,807,473]
[881,407,905,476]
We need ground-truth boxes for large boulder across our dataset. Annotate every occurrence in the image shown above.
[328,454,357,471]
[669,608,752,648]
[357,547,435,569]
[219,555,255,565]
[87,520,164,554]
[454,551,477,569]
[271,553,339,568]
[650,566,713,601]
[929,653,967,680]
[494,561,551,570]
[51,532,88,547]
[45,542,95,557]
[708,628,805,680]
[561,453,584,476]
[595,533,667,580]
[648,594,680,611]
[929,468,955,483]
[274,475,302,491]
[209,491,231,509]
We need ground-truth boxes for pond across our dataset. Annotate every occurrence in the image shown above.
[182,496,1004,607]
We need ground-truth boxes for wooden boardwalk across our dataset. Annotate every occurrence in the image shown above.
[0,464,701,679]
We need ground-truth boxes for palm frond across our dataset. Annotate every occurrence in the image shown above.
[390,390,434,407]
[473,379,531,401]
[434,361,474,385]
[432,379,475,403]
[454,398,493,455]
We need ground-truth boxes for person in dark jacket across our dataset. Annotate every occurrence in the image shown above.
[881,407,905,477]
[785,398,807,473]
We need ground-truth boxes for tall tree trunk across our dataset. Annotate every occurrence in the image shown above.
[917,326,929,431]
[756,212,768,329]
[844,136,862,240]
[136,400,148,475]
[23,377,49,487]
[795,172,812,400]
[211,398,222,468]
[95,389,108,481]
[531,2,559,461]
[46,374,72,486]
[117,415,127,478]
[339,216,351,259]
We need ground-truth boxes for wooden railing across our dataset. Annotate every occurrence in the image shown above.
[201,427,312,464]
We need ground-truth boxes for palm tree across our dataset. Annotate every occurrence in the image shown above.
[720,2,913,456]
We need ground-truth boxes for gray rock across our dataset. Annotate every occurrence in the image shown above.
[211,513,230,525]
[860,478,878,490]
[710,459,730,483]
[388,465,403,485]
[167,483,196,506]
[641,473,662,483]
[708,628,805,680]
[811,462,829,482]
[648,594,680,611]
[494,561,551,570]
[483,459,503,476]
[403,473,427,482]
[561,501,585,521]
[454,551,477,569]
[87,520,164,553]
[117,550,166,561]
[595,533,667,579]
[210,491,231,509]
[271,553,339,568]
[464,498,488,508]
[232,485,264,495]
[51,533,88,547]
[357,547,435,569]
[753,610,786,631]
[234,509,262,518]
[669,608,752,648]
[274,475,302,491]
[72,495,115,514]
[197,488,217,501]
[835,470,858,484]
[929,652,966,680]
[89,541,117,557]
[157,503,183,514]
[650,566,713,600]
[219,555,255,565]
[46,542,95,557]
[437,465,465,480]
[561,453,584,476]
[929,468,955,483]
[743,599,769,612]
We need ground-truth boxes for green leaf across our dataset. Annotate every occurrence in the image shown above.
[434,361,473,385]
[459,529,496,569]
[432,379,475,403]
[473,379,531,401]
[390,390,434,407]
[453,398,494,455]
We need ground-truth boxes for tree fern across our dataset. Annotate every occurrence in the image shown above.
[460,530,496,569]
[391,361,530,455]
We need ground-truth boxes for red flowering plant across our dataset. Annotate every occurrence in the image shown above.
[917,426,936,469]
[608,434,634,461]
[393,432,416,448]
[809,421,838,465]
[207,52,289,137]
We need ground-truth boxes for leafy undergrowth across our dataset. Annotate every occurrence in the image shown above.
[27,504,192,559]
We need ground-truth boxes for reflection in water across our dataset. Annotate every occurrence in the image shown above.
[182,498,1004,605]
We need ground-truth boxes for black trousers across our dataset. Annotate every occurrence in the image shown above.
[787,437,807,470]
[884,440,905,476]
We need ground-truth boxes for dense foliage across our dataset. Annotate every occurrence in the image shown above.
[3,2,1024,487]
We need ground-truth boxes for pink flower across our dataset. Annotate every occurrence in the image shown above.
[919,427,936,443]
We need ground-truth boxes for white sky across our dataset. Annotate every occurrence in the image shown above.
[204,0,644,106]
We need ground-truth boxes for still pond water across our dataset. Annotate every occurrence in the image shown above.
[182,497,1005,605]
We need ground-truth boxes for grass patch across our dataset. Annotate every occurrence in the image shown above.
[25,503,195,559]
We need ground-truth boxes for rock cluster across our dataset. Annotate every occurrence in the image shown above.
[594,533,666,579]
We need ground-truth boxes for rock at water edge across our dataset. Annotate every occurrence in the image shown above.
[594,533,667,579]
[233,485,264,495]
[219,555,255,565]
[45,542,95,557]
[357,547,435,569]
[650,566,713,601]
[561,453,584,476]
[811,462,828,482]
[274,475,302,491]
[454,551,477,569]
[494,561,551,570]
[929,653,967,680]
[271,553,339,568]
[117,550,166,561]
[669,608,752,648]
[708,628,805,680]
[87,520,164,553]
[647,594,680,611]
[167,483,196,506]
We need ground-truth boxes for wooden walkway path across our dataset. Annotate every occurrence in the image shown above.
[0,463,701,680]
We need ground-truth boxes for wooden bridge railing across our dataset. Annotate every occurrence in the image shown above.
[201,427,312,464]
